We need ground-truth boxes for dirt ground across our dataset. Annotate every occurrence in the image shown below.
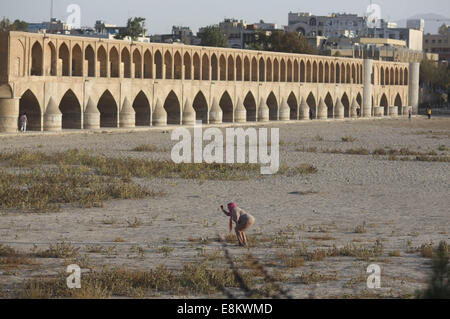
[0,116,449,299]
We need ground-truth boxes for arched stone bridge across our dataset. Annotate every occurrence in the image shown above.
[0,31,419,132]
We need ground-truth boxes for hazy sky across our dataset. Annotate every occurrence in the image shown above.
[2,0,449,34]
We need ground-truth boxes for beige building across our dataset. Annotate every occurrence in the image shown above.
[0,31,418,133]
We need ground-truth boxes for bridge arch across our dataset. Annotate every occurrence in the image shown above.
[404,68,408,85]
[211,54,218,81]
[380,67,385,85]
[346,64,351,83]
[293,60,299,82]
[97,46,107,77]
[59,43,70,76]
[202,54,209,80]
[259,57,265,82]
[325,92,333,118]
[85,45,95,77]
[267,92,278,121]
[133,48,142,78]
[341,63,346,83]
[300,60,305,82]
[45,41,57,76]
[59,89,82,129]
[98,90,118,127]
[219,54,226,81]
[193,53,200,80]
[193,91,208,124]
[306,61,312,82]
[227,55,234,81]
[154,50,163,79]
[287,92,298,120]
[244,56,250,81]
[243,91,257,122]
[273,58,279,82]
[394,93,402,115]
[312,61,318,83]
[133,91,151,126]
[174,51,182,80]
[318,61,324,83]
[335,63,340,84]
[19,89,41,130]
[380,93,389,115]
[342,93,350,117]
[183,52,191,80]
[110,47,119,78]
[163,90,181,124]
[219,91,233,122]
[121,47,131,78]
[143,50,152,79]
[236,56,242,81]
[72,44,83,76]
[31,41,43,76]
[306,92,316,119]
[164,50,173,79]
[287,59,293,82]
[324,62,329,83]
[251,57,257,81]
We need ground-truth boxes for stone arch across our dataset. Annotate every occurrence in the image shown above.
[219,54,226,81]
[404,68,408,85]
[287,92,298,120]
[244,56,250,81]
[219,91,233,122]
[390,67,395,86]
[72,44,83,76]
[163,90,181,124]
[342,93,350,117]
[318,61,324,83]
[193,53,200,80]
[251,57,257,81]
[98,90,118,127]
[380,93,388,116]
[45,41,57,76]
[287,59,293,82]
[356,93,362,116]
[85,45,95,77]
[133,48,142,78]
[330,62,335,83]
[31,41,43,76]
[385,67,390,85]
[193,91,208,124]
[359,65,363,84]
[19,89,41,130]
[306,61,312,82]
[259,57,265,82]
[211,54,218,81]
[174,51,182,80]
[395,68,399,85]
[202,53,209,80]
[341,63,346,83]
[97,46,107,78]
[266,92,278,121]
[335,63,340,84]
[394,93,402,115]
[346,64,351,83]
[325,62,330,83]
[352,64,356,84]
[300,60,306,82]
[306,92,316,119]
[143,50,152,79]
[59,89,81,129]
[243,91,257,122]
[380,67,385,85]
[227,55,234,81]
[265,58,272,82]
[280,59,286,82]
[59,43,70,76]
[110,47,119,78]
[154,50,163,79]
[273,58,279,82]
[325,92,333,118]
[164,50,173,79]
[294,60,299,82]
[183,52,191,80]
[133,91,151,126]
[121,47,131,78]
[236,56,242,81]
[312,61,318,82]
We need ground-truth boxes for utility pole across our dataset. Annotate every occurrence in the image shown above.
[50,0,54,21]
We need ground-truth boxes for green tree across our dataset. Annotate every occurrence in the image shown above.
[247,30,317,55]
[114,17,146,41]
[417,241,449,299]
[0,18,28,32]
[420,58,449,90]
[199,26,228,48]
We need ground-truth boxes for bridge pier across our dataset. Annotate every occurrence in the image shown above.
[119,98,136,128]
[234,98,246,123]
[299,98,309,120]
[44,98,62,132]
[209,98,223,124]
[317,98,327,120]
[334,98,344,119]
[152,99,167,126]
[182,98,196,125]
[83,98,100,129]
[0,97,19,132]
[279,98,291,121]
[258,98,269,122]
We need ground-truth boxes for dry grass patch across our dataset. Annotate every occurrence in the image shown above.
[132,144,169,152]
[341,136,357,142]
[299,271,338,285]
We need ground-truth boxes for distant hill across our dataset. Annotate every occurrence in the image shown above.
[395,13,450,34]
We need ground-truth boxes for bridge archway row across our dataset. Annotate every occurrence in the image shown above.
[15,35,405,88]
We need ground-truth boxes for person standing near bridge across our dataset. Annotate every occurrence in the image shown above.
[220,203,255,247]
[19,113,27,132]
[426,106,432,120]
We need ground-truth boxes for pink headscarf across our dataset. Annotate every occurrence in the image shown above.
[227,203,237,232]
